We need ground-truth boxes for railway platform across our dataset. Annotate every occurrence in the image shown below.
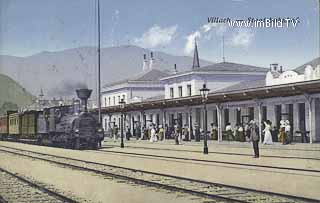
[102,138,320,199]
[0,140,319,202]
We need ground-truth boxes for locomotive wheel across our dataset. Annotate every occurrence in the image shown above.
[74,138,80,150]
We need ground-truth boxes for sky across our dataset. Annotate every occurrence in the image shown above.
[0,0,319,69]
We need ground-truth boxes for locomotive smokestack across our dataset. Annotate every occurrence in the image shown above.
[76,89,92,112]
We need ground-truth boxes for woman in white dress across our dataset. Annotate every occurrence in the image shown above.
[150,126,157,142]
[263,120,273,144]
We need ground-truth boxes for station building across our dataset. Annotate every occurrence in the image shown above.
[100,43,320,143]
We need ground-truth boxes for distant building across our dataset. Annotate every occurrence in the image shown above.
[99,42,320,144]
[266,63,320,86]
[101,52,170,130]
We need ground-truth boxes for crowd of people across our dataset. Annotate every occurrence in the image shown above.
[107,119,295,159]
[108,119,293,146]
[222,119,292,145]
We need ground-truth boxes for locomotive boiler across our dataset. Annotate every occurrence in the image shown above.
[37,88,104,149]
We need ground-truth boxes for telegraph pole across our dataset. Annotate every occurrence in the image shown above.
[97,0,102,124]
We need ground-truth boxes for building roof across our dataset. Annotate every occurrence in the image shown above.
[294,57,320,74]
[103,68,170,88]
[194,62,268,73]
[215,79,266,93]
[161,61,268,80]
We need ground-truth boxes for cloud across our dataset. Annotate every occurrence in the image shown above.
[134,25,177,48]
[184,23,227,54]
[229,29,254,47]
[184,31,201,55]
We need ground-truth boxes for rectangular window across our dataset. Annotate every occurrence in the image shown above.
[187,85,192,96]
[122,94,126,102]
[104,98,107,107]
[108,97,111,106]
[118,96,120,104]
[113,96,115,105]
[178,86,182,97]
[170,88,174,98]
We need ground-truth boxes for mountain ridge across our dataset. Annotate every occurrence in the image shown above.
[0,45,213,99]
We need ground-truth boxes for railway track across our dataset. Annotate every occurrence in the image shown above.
[95,149,320,174]
[0,167,77,203]
[102,144,320,161]
[0,145,318,203]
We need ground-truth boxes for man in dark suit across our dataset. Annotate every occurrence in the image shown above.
[250,120,260,158]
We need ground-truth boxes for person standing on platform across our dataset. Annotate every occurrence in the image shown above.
[279,120,287,145]
[285,120,291,144]
[140,126,146,140]
[211,123,218,140]
[182,124,189,141]
[158,125,164,141]
[174,125,180,145]
[250,120,260,158]
[263,120,273,145]
[113,125,119,142]
[238,124,245,142]
[225,122,233,141]
[126,126,131,141]
[150,125,157,142]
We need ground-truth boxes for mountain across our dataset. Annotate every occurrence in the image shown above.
[0,74,34,114]
[0,45,213,99]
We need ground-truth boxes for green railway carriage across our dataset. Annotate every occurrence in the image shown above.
[8,112,21,136]
[21,111,39,139]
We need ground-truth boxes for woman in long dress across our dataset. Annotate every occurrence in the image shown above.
[149,126,157,142]
[263,121,273,144]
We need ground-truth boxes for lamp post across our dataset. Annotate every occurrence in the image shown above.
[119,98,126,148]
[200,83,210,154]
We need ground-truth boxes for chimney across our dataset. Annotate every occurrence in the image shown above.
[76,88,92,112]
[173,64,178,74]
[149,52,154,69]
[270,63,279,72]
[142,54,149,71]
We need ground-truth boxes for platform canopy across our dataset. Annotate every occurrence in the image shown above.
[93,79,320,114]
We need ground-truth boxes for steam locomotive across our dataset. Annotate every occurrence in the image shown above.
[0,89,104,150]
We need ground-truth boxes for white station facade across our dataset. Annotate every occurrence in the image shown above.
[100,42,320,144]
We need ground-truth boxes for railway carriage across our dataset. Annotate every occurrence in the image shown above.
[0,115,8,140]
[21,110,41,139]
[8,112,21,139]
